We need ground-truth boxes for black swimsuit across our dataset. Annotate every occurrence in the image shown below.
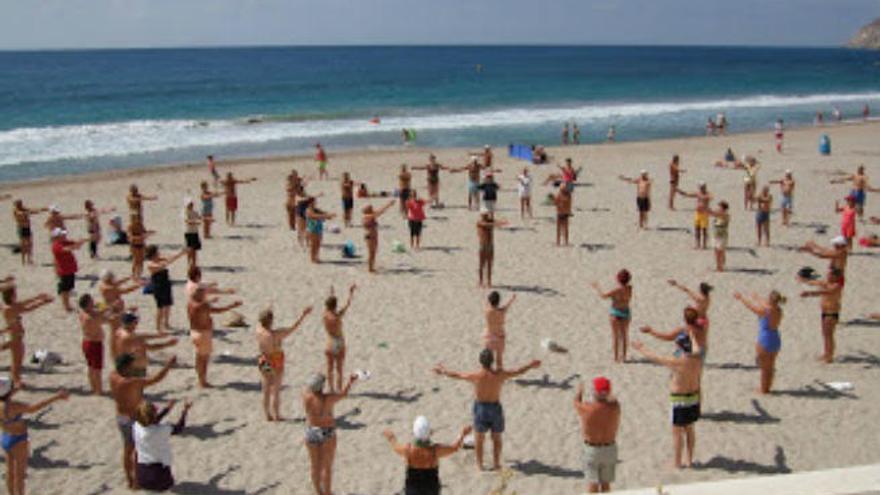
[151,268,173,308]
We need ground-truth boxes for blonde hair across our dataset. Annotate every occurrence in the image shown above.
[134,401,157,426]
[769,290,786,306]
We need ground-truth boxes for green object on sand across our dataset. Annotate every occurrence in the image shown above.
[378,342,388,349]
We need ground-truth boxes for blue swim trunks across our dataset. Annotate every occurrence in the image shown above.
[473,401,505,433]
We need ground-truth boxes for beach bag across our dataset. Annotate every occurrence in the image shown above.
[142,282,154,295]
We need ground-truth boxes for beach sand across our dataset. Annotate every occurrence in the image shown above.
[2,122,879,494]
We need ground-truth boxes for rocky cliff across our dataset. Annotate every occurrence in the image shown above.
[848,18,880,49]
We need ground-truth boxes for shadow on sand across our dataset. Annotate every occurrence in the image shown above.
[701,399,780,425]
[694,446,791,475]
[351,389,423,404]
[771,380,858,400]
[493,284,561,297]
[172,465,279,495]
[514,373,580,391]
[510,459,582,479]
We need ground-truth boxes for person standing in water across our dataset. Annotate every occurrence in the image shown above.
[383,417,472,495]
[591,270,633,363]
[256,305,313,421]
[733,290,784,394]
[322,284,357,393]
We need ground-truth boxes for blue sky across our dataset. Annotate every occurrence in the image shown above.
[1,0,878,49]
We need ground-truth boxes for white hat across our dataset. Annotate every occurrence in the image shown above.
[0,376,11,397]
[831,236,847,247]
[51,227,67,238]
[412,416,431,441]
[698,181,706,186]
[785,169,792,175]
[49,204,60,213]
[484,145,490,149]
[640,169,648,175]
[100,269,114,282]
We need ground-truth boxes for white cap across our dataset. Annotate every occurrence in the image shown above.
[698,181,706,186]
[0,376,11,397]
[413,416,431,441]
[831,236,847,247]
[49,204,60,213]
[51,227,67,238]
[100,269,114,282]
[484,144,490,149]
[785,169,792,174]
[640,169,648,175]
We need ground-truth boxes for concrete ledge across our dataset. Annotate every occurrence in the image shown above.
[613,464,880,495]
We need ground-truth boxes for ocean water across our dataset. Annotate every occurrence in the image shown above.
[1,45,879,181]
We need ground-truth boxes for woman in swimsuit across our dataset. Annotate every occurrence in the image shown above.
[303,372,358,495]
[591,270,633,363]
[2,287,53,388]
[146,245,187,333]
[0,378,69,495]
[322,284,357,393]
[127,214,152,280]
[362,200,396,273]
[199,181,223,239]
[668,279,712,331]
[127,184,157,222]
[734,290,784,394]
[285,170,303,230]
[709,201,730,272]
[741,157,759,210]
[384,417,472,495]
[255,305,312,421]
[306,199,334,264]
[84,200,115,259]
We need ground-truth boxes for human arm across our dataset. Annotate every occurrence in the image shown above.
[155,400,176,423]
[382,430,409,457]
[209,300,242,314]
[800,283,839,298]
[677,188,696,198]
[337,284,357,317]
[631,341,679,369]
[639,325,681,342]
[432,364,474,381]
[60,239,89,251]
[667,279,700,304]
[375,200,396,217]
[501,294,517,311]
[144,356,177,388]
[435,425,473,458]
[502,359,541,379]
[618,175,636,184]
[23,389,70,414]
[21,294,53,312]
[328,374,358,405]
[733,291,766,316]
[145,338,178,352]
[590,282,615,299]
[171,400,192,435]
[279,306,313,338]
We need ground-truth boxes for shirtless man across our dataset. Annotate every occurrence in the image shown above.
[678,182,713,249]
[831,165,879,219]
[340,172,357,227]
[632,333,703,469]
[769,171,795,226]
[44,205,84,240]
[114,311,178,378]
[110,353,176,490]
[641,306,708,359]
[433,350,541,471]
[256,305,313,421]
[99,270,142,356]
[800,267,844,363]
[127,184,158,221]
[554,184,573,245]
[187,287,242,387]
[78,294,111,394]
[483,291,516,371]
[619,170,652,229]
[800,236,848,279]
[2,286,53,387]
[221,172,257,225]
[412,155,448,207]
[562,123,570,145]
[452,157,485,211]
[84,200,115,259]
[668,280,712,329]
[12,200,47,265]
[477,213,509,288]
[397,164,413,217]
[755,186,773,246]
[668,155,685,210]
[302,372,358,495]
[286,170,304,230]
[574,377,621,493]
[323,284,357,393]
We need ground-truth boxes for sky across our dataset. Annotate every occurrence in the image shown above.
[1,0,878,50]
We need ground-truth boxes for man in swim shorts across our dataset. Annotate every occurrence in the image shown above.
[477,213,509,288]
[678,182,713,249]
[632,333,703,469]
[12,200,48,266]
[78,294,111,395]
[554,183,573,246]
[619,170,653,229]
[831,165,879,219]
[433,349,541,471]
[315,143,328,180]
[397,164,413,217]
[221,172,257,226]
[574,377,620,493]
[187,287,242,388]
[770,170,795,226]
[800,267,844,364]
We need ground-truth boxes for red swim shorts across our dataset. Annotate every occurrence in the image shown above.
[226,195,238,211]
[82,340,104,370]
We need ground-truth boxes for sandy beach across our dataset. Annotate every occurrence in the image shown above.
[2,121,880,494]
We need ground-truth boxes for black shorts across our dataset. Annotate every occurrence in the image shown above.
[57,274,75,294]
[400,189,411,202]
[342,198,354,211]
[672,402,701,427]
[637,197,651,212]
[408,220,423,237]
[18,227,32,239]
[154,290,173,309]
[185,232,201,251]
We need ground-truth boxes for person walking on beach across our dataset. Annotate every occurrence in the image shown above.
[483,291,516,371]
[256,305,312,421]
[406,190,427,250]
[221,172,257,226]
[306,198,334,263]
[127,184,158,221]
[84,200,116,259]
[315,143,329,180]
[0,377,69,495]
[384,417,472,495]
[774,119,785,153]
[183,199,202,268]
[51,227,87,313]
[517,168,533,219]
[12,200,47,265]
[110,353,176,490]
[78,294,111,395]
[362,200,396,273]
[632,333,702,469]
[734,290,784,394]
[677,182,713,249]
[574,377,620,493]
[591,270,633,363]
[477,213,508,288]
[303,372,359,495]
[433,350,541,472]
[554,183,573,246]
[200,181,223,239]
[412,154,448,208]
[619,170,652,229]
[755,186,773,247]
[668,155,684,210]
[2,285,53,388]
[323,284,357,393]
[187,286,242,388]
[831,165,879,219]
[709,201,730,271]
[127,214,153,280]
[769,171,795,226]
[800,267,843,364]
[146,246,187,333]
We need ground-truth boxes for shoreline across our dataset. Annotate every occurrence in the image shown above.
[1,119,874,191]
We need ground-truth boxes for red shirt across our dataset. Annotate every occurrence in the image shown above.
[316,148,327,162]
[52,239,78,276]
[406,199,426,221]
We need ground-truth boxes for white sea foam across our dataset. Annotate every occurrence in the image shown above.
[1,91,878,166]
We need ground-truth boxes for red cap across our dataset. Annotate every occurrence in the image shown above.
[846,194,856,202]
[593,376,611,394]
